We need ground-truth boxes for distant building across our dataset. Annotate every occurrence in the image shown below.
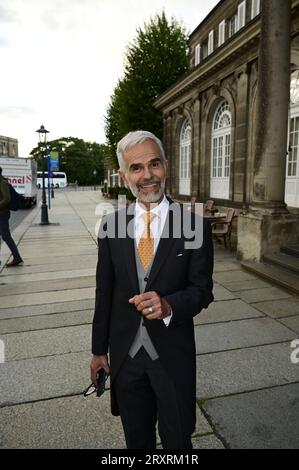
[154,0,299,209]
[0,135,18,158]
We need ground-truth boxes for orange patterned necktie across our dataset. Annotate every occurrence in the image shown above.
[138,211,156,272]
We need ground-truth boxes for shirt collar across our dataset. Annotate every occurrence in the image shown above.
[135,194,169,219]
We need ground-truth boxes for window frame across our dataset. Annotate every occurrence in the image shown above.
[179,119,192,195]
[237,0,246,31]
[251,0,260,19]
[218,20,226,46]
[195,43,201,66]
[208,30,214,55]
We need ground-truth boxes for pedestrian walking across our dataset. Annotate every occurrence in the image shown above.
[0,167,23,267]
[90,130,214,449]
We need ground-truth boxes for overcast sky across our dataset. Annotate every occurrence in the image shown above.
[0,0,219,157]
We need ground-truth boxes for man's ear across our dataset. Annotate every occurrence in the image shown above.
[118,170,128,188]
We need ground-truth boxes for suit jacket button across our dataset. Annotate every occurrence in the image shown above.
[144,277,148,282]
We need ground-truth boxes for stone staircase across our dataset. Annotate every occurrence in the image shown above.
[241,243,299,296]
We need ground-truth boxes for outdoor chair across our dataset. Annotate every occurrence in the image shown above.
[211,208,235,249]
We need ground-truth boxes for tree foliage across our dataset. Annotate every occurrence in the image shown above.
[105,11,189,168]
[30,137,107,185]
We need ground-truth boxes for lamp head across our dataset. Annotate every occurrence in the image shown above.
[36,125,50,144]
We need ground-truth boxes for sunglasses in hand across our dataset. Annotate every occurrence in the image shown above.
[83,369,109,398]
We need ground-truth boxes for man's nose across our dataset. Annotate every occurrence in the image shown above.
[143,165,153,179]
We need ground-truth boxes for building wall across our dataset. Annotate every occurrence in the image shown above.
[0,135,19,158]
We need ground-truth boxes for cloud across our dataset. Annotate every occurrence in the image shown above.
[0,4,16,24]
[0,36,9,46]
[0,106,35,117]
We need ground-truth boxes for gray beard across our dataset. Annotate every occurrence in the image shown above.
[130,180,165,204]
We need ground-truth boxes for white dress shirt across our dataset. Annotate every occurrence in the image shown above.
[134,195,172,326]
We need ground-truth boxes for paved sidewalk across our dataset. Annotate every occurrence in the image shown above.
[0,190,299,449]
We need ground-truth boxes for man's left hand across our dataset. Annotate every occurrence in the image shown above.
[129,291,171,320]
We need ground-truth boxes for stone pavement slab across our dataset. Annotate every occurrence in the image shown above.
[0,393,125,449]
[0,257,97,275]
[19,240,95,252]
[0,299,94,320]
[213,284,237,301]
[0,287,95,308]
[194,299,264,325]
[0,268,96,285]
[192,434,225,449]
[195,317,296,354]
[196,342,298,400]
[0,310,93,334]
[219,279,271,291]
[213,270,257,283]
[236,286,291,303]
[279,315,299,334]
[251,298,299,318]
[195,404,213,435]
[0,351,91,406]
[213,261,241,273]
[4,253,97,267]
[202,383,299,448]
[18,247,97,261]
[19,237,93,246]
[1,324,91,361]
[0,276,95,296]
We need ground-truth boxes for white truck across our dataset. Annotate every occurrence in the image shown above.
[0,156,37,207]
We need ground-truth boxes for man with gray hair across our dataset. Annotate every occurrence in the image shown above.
[90,130,214,449]
[0,167,23,267]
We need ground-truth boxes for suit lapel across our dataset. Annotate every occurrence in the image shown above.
[122,204,139,294]
[146,205,177,290]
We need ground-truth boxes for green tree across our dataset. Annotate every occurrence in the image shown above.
[105,11,188,167]
[30,137,107,185]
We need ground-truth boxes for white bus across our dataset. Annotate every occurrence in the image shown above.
[37,171,67,188]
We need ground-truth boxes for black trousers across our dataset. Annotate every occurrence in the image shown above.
[0,211,21,260]
[114,347,193,449]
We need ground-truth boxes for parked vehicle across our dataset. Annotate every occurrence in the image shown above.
[0,156,37,207]
[37,171,67,189]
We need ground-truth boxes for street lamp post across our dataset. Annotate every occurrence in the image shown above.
[36,125,50,225]
[93,169,97,191]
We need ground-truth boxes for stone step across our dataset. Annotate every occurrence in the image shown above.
[241,260,299,296]
[263,252,299,275]
[281,244,299,258]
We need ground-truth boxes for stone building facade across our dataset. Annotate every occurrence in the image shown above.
[0,135,18,158]
[154,0,299,213]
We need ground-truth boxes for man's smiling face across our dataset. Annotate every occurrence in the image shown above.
[119,139,167,205]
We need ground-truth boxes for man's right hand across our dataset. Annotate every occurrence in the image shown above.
[90,355,110,385]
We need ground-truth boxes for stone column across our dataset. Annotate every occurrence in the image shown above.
[251,0,290,210]
[233,65,250,204]
[191,97,201,198]
[163,112,172,195]
[238,0,299,261]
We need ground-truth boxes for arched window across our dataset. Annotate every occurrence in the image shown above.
[210,101,231,199]
[179,119,192,195]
